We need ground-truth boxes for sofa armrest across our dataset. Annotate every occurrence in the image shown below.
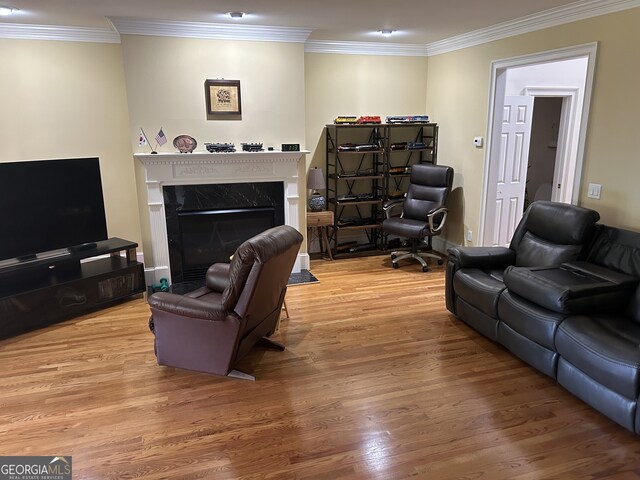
[148,292,229,322]
[447,246,516,270]
[503,262,639,314]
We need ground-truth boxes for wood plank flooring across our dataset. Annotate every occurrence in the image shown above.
[1,255,639,479]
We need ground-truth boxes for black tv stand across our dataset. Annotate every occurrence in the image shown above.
[68,242,98,252]
[0,238,145,340]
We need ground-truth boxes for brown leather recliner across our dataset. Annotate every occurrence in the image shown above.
[148,225,303,379]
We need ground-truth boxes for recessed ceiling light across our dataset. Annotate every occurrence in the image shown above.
[378,29,394,36]
[0,5,18,16]
[226,11,245,19]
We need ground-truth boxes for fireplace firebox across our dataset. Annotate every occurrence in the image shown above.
[164,182,284,283]
[178,207,275,280]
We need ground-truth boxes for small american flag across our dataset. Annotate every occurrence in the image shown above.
[155,128,167,146]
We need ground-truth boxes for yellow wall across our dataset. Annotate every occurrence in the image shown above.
[121,35,305,151]
[0,39,141,245]
[305,53,428,171]
[427,7,640,243]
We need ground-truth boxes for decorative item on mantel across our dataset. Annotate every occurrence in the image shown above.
[139,127,167,154]
[173,135,197,153]
[138,128,151,152]
[241,143,263,152]
[307,167,326,212]
[154,128,168,153]
[205,142,236,153]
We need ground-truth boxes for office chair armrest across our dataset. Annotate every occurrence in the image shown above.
[383,199,405,218]
[427,206,448,232]
[149,292,229,322]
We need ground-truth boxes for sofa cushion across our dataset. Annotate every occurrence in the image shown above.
[503,262,638,314]
[455,297,500,341]
[498,290,566,350]
[452,268,506,318]
[498,322,559,378]
[555,315,640,399]
[557,358,637,432]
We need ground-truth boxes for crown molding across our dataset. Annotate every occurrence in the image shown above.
[109,17,312,43]
[305,40,427,57]
[0,22,120,43]
[1,0,638,51]
[425,0,640,56]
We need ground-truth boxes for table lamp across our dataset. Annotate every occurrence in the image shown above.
[307,167,326,212]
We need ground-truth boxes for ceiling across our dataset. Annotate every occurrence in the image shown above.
[0,0,621,46]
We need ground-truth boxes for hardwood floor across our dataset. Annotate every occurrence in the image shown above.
[1,255,639,479]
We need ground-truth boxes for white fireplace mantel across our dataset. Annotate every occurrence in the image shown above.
[136,150,309,284]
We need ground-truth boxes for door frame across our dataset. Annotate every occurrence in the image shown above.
[478,42,598,246]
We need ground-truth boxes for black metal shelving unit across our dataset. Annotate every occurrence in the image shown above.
[325,122,438,258]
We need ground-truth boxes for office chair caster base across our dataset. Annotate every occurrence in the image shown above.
[391,253,397,260]
[422,266,429,272]
[437,258,443,265]
[392,262,399,269]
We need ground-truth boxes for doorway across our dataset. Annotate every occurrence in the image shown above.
[525,97,563,209]
[479,43,598,247]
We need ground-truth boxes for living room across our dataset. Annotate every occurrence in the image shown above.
[1,1,640,478]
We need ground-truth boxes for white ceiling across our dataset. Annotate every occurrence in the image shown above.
[1,0,638,48]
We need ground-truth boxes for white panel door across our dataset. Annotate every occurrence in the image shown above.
[489,95,534,246]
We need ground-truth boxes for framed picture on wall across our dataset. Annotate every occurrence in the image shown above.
[205,79,242,117]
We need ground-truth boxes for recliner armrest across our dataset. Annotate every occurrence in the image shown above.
[447,246,516,270]
[503,262,638,314]
[206,263,231,292]
[148,292,230,322]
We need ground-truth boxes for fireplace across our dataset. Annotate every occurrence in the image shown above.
[137,150,309,285]
[164,182,284,282]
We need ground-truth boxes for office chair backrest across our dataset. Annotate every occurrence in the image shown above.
[403,164,454,224]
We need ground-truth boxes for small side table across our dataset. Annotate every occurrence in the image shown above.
[307,210,334,260]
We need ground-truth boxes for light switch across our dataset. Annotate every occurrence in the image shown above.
[587,183,601,199]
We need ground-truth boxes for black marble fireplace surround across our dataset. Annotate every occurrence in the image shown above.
[164,182,285,283]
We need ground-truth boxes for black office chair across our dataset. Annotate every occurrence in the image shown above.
[382,164,454,272]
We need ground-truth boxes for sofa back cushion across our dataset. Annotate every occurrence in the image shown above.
[586,226,640,323]
[510,201,600,267]
[587,226,640,277]
[515,231,583,267]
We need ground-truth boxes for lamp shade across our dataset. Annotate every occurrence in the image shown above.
[307,167,325,190]
[307,167,326,211]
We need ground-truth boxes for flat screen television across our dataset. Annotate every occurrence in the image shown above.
[0,157,108,262]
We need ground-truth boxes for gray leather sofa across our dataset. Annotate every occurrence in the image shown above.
[446,201,640,433]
